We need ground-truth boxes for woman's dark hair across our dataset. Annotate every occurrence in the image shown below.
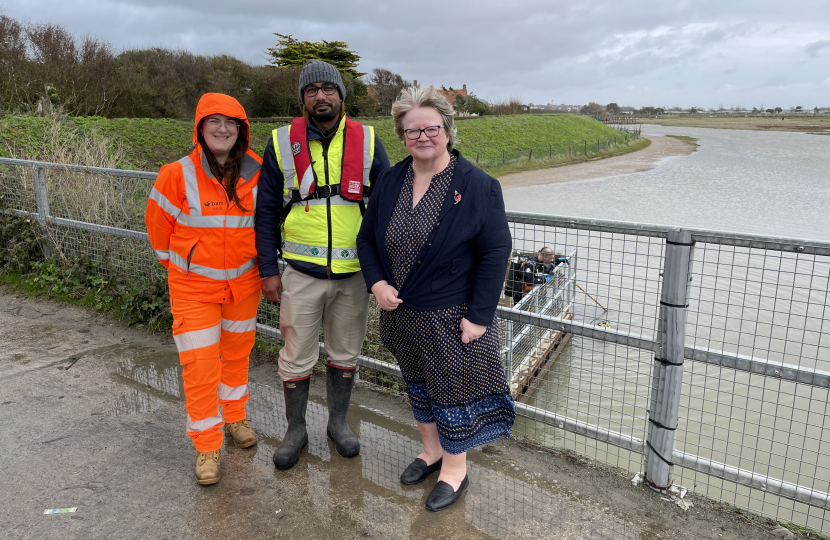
[196,118,250,212]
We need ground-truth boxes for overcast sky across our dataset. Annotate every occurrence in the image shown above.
[5,0,830,109]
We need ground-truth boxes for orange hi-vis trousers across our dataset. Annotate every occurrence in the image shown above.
[170,292,261,453]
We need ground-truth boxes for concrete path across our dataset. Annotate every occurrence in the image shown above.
[0,291,770,540]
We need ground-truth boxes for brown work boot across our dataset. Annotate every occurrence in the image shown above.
[195,449,221,485]
[225,419,257,448]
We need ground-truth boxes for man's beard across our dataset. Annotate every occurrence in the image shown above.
[309,102,339,123]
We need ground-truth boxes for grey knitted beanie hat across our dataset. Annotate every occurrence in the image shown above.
[298,60,346,102]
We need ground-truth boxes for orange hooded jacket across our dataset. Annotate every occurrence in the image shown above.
[145,93,262,303]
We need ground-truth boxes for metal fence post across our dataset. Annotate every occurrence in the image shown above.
[504,319,514,384]
[32,166,50,223]
[645,229,693,491]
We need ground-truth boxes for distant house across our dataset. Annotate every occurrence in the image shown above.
[437,84,468,106]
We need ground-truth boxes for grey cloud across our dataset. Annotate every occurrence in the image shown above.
[805,40,830,57]
[4,0,830,108]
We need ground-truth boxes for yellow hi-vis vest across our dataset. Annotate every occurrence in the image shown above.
[272,117,375,274]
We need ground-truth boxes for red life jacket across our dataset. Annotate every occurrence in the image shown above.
[289,116,366,202]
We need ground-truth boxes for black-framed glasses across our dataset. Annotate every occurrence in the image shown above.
[204,118,240,132]
[403,125,443,140]
[303,84,339,98]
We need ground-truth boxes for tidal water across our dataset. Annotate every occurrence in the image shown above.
[503,125,830,241]
[501,126,830,532]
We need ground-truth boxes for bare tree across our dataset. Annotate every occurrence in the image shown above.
[365,68,409,116]
[0,14,27,111]
[490,97,524,115]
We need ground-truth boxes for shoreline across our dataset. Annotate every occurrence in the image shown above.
[634,116,830,132]
[498,135,695,189]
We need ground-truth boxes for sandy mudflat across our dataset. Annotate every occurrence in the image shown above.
[499,135,695,189]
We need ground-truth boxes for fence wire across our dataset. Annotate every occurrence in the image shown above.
[678,241,830,532]
[2,157,829,536]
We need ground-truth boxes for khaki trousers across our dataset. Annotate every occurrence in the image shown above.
[278,265,370,381]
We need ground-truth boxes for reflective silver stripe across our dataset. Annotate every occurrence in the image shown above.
[226,257,257,279]
[178,156,202,217]
[168,252,256,281]
[251,185,258,209]
[276,126,296,189]
[226,215,254,228]
[168,250,188,272]
[298,165,315,197]
[154,249,170,261]
[186,262,228,280]
[177,214,224,228]
[239,153,261,181]
[200,152,215,180]
[175,213,253,229]
[173,323,220,353]
[187,414,223,433]
[218,383,249,402]
[362,125,372,187]
[282,241,358,260]
[221,316,257,333]
[149,187,181,220]
[188,257,257,280]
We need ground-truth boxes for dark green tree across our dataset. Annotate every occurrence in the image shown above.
[266,33,364,77]
[454,94,489,116]
[605,102,620,114]
[580,102,606,116]
[341,71,367,117]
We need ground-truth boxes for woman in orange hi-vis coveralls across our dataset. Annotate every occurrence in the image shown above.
[145,93,262,485]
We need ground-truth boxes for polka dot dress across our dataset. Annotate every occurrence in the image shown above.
[380,156,515,455]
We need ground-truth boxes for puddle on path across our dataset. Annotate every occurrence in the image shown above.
[109,352,642,539]
[108,345,182,417]
[252,383,640,539]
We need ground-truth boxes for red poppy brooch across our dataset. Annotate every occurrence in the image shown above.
[453,190,462,204]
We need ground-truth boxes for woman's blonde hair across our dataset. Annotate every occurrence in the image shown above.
[391,85,457,151]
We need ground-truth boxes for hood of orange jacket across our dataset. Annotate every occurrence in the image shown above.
[193,93,250,145]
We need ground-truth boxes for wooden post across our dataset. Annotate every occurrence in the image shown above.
[502,149,505,164]
[598,138,600,152]
[584,140,587,155]
[528,148,533,160]
[549,144,552,159]
[569,142,572,157]
[614,136,616,146]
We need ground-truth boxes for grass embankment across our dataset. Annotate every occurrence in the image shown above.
[635,115,830,133]
[0,114,642,176]
[665,134,699,150]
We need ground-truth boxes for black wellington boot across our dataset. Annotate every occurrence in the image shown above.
[326,365,360,458]
[273,377,310,470]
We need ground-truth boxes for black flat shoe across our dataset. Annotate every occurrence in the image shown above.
[400,457,443,485]
[425,475,469,512]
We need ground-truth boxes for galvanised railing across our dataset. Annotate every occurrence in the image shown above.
[2,156,828,534]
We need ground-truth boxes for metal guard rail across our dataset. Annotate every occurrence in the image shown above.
[3,157,830,513]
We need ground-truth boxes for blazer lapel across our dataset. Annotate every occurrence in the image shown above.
[375,158,409,288]
[435,152,469,223]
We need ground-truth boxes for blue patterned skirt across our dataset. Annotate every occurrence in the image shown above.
[380,303,515,455]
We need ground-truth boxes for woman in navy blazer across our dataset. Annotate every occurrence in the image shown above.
[356,85,515,512]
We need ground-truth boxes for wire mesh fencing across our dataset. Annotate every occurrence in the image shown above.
[677,238,830,532]
[2,156,829,535]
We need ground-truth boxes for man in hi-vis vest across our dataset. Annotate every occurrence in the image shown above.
[256,60,390,470]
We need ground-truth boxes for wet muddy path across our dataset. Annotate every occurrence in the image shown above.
[0,291,772,539]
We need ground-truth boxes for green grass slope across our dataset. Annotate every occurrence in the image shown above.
[0,114,636,174]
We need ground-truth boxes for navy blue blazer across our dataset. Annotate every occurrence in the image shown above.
[356,150,512,326]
